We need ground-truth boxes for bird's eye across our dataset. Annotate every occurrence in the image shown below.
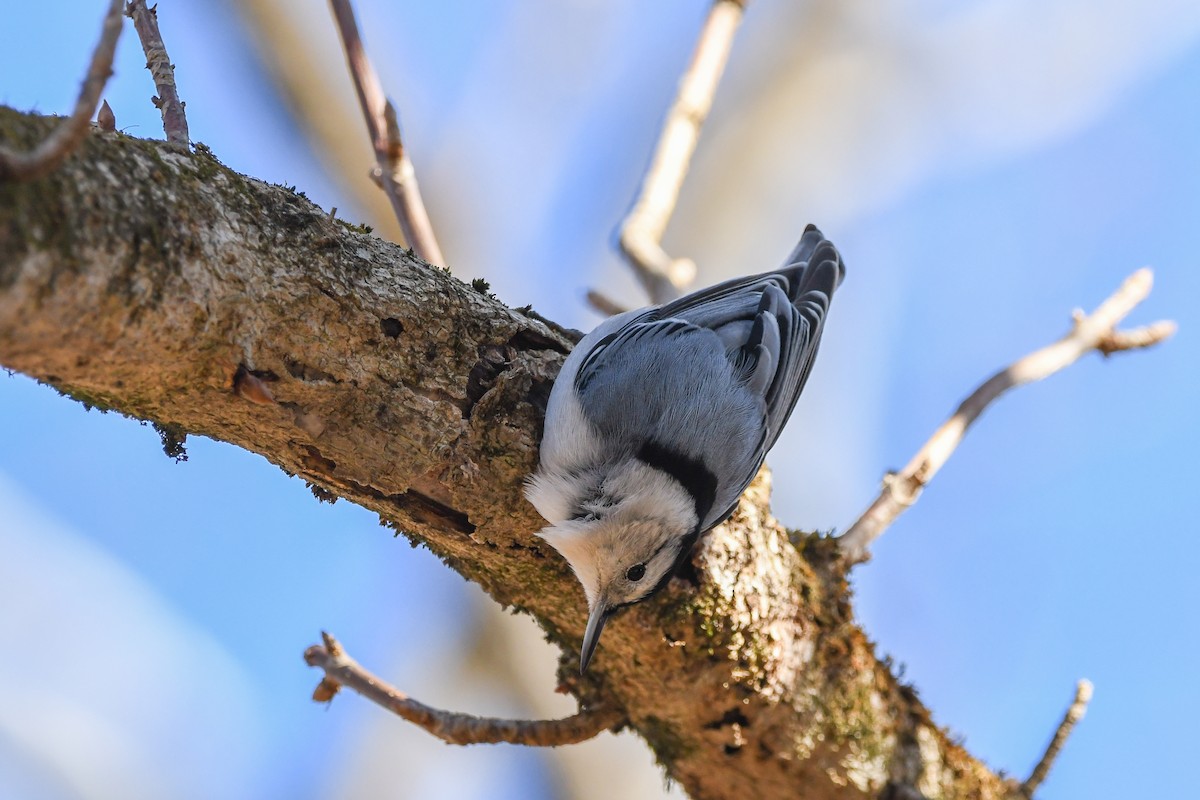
[625,563,646,582]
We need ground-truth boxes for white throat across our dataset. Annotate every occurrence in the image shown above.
[532,458,697,609]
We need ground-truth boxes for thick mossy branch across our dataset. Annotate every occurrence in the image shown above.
[0,107,1009,800]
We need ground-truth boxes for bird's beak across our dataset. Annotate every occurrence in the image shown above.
[580,600,610,674]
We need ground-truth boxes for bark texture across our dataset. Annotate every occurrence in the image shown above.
[0,108,1013,800]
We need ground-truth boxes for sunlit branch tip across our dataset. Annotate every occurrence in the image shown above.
[837,269,1174,566]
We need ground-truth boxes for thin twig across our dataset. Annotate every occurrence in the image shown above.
[585,289,629,317]
[837,269,1175,565]
[1097,320,1177,355]
[0,0,124,182]
[328,0,446,266]
[617,0,748,303]
[304,632,624,746]
[1017,680,1093,798]
[125,0,189,147]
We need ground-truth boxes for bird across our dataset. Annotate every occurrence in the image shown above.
[525,225,845,672]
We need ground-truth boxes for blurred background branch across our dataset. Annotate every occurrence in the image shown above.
[235,0,404,243]
[615,0,746,304]
[328,0,445,265]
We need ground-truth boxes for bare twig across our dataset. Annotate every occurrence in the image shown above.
[617,0,747,303]
[0,0,124,181]
[838,269,1175,565]
[328,0,445,266]
[304,632,624,746]
[235,0,403,244]
[125,0,189,147]
[585,289,629,317]
[1016,680,1093,798]
[1097,320,1177,355]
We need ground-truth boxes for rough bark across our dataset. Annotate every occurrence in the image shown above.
[0,108,1013,800]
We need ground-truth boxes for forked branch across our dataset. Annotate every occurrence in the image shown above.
[616,0,747,304]
[838,268,1176,565]
[0,0,123,181]
[304,632,624,746]
[328,0,445,266]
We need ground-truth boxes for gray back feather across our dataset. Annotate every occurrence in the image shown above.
[574,225,845,530]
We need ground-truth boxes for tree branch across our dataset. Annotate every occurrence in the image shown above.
[1017,680,1093,798]
[305,632,624,746]
[0,0,123,181]
[0,107,1068,800]
[327,0,445,266]
[837,269,1175,566]
[617,0,747,303]
[126,0,190,147]
[584,288,628,317]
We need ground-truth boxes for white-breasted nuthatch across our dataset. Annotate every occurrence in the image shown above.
[526,225,845,672]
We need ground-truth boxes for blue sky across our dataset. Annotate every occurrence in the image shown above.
[1,1,1197,798]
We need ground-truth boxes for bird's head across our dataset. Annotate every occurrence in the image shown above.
[528,458,698,671]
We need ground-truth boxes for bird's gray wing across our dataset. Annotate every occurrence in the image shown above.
[649,224,845,461]
[573,225,845,531]
[573,317,764,530]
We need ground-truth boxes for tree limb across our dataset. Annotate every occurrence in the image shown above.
[837,269,1175,566]
[126,0,190,147]
[617,0,747,303]
[0,0,124,181]
[0,106,1057,800]
[328,0,445,266]
[305,632,624,746]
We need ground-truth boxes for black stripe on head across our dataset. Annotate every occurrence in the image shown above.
[636,440,717,529]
